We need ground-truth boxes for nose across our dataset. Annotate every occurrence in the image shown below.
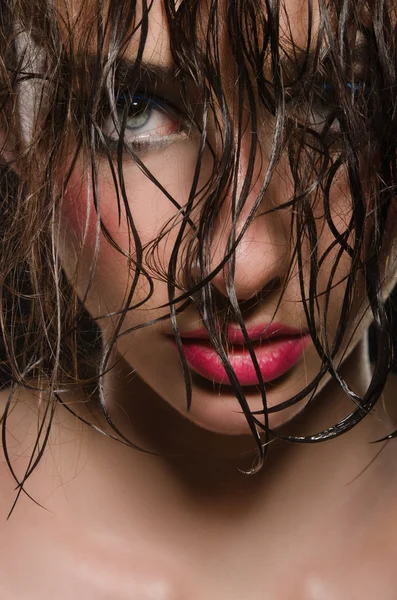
[206,145,290,301]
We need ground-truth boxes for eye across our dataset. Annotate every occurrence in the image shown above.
[318,79,369,111]
[308,82,343,131]
[314,80,371,134]
[287,79,370,137]
[102,92,187,154]
[315,80,369,108]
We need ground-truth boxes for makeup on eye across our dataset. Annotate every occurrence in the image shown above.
[94,59,201,155]
[285,76,371,139]
[102,91,190,154]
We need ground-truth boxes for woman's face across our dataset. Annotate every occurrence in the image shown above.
[58,0,376,434]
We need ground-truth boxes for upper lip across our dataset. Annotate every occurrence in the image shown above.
[177,323,308,345]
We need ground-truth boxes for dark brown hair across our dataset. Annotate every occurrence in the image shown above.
[0,0,397,506]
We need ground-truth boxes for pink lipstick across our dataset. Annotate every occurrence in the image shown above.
[178,324,310,387]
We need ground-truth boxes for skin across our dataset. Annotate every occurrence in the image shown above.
[1,1,397,598]
[59,0,366,434]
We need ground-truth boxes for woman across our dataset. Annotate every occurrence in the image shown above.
[0,0,397,597]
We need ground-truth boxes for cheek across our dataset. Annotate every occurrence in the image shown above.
[58,151,199,317]
[61,141,203,258]
[60,171,98,251]
[314,176,353,275]
[61,165,174,261]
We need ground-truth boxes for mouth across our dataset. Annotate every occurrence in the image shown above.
[174,323,311,387]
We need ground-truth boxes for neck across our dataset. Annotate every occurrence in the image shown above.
[3,336,396,599]
[6,334,395,517]
[96,335,395,499]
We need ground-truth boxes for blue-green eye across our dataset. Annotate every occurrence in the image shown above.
[122,94,154,130]
[115,94,164,131]
[303,79,370,133]
[102,93,186,153]
[321,80,369,98]
[346,81,368,94]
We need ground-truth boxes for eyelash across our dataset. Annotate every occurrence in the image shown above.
[102,92,188,154]
[317,80,369,105]
[294,79,370,123]
[283,78,371,147]
[286,78,369,104]
[100,80,370,155]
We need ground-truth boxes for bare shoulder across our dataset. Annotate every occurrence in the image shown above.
[0,384,18,407]
[0,384,39,426]
[0,384,49,472]
[0,382,47,408]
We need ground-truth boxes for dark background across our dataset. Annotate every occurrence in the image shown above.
[369,282,397,372]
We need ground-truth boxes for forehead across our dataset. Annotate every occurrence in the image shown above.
[61,0,321,68]
[133,0,320,64]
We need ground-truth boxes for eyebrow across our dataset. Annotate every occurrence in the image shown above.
[279,41,369,78]
[84,39,370,95]
[115,58,180,88]
[77,54,180,97]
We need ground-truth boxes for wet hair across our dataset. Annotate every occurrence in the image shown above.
[0,0,397,501]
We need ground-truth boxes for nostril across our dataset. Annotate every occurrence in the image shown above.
[183,213,289,303]
[246,276,284,299]
[204,276,285,319]
[230,276,285,309]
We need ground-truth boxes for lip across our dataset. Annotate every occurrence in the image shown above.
[174,323,311,387]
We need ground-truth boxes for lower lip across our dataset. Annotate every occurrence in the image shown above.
[179,336,311,386]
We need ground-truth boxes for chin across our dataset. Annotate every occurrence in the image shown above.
[115,328,317,436]
[182,385,310,435]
